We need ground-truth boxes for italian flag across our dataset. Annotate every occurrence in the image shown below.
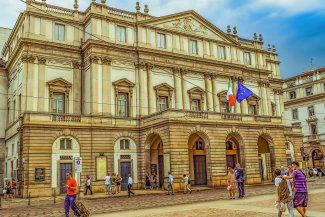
[227,82,235,106]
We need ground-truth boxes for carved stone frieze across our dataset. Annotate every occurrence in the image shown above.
[101,57,112,65]
[21,55,36,63]
[72,61,81,69]
[37,57,46,65]
[164,17,208,35]
[48,59,71,66]
[89,56,99,64]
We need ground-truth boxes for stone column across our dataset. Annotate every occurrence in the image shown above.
[22,55,36,111]
[147,64,155,114]
[273,89,281,117]
[101,57,112,115]
[262,82,269,116]
[72,61,81,114]
[279,90,284,119]
[211,74,218,112]
[138,63,148,116]
[205,73,213,111]
[258,81,264,115]
[89,56,99,114]
[181,69,189,110]
[37,57,46,112]
[238,78,248,115]
[173,68,183,109]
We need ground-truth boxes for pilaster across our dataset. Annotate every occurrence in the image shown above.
[205,73,213,111]
[181,69,189,110]
[147,63,155,114]
[37,57,46,112]
[89,56,99,114]
[173,67,183,109]
[211,74,218,112]
[101,57,112,115]
[22,55,36,111]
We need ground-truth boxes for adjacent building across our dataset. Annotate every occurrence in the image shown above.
[284,68,325,168]
[1,0,302,197]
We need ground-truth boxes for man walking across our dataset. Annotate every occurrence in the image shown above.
[274,169,294,217]
[167,172,174,195]
[183,174,192,194]
[64,172,82,217]
[284,161,308,217]
[127,173,135,198]
[105,172,111,194]
[234,163,245,198]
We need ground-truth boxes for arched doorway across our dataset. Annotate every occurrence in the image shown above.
[225,140,240,170]
[147,134,164,188]
[312,149,324,168]
[257,136,274,181]
[189,133,208,185]
[51,136,80,194]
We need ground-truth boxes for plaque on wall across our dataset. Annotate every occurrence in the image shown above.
[163,153,171,177]
[96,156,107,180]
[150,164,157,175]
[35,168,45,181]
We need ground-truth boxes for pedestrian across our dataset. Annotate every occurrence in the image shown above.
[167,171,174,195]
[183,174,192,194]
[151,173,158,189]
[127,173,135,198]
[145,172,152,189]
[284,161,308,217]
[105,172,111,194]
[5,180,12,201]
[116,174,122,194]
[274,169,294,217]
[11,179,17,199]
[234,163,245,198]
[84,175,93,195]
[227,167,236,200]
[280,166,287,175]
[64,172,83,217]
[110,173,116,194]
[287,165,294,176]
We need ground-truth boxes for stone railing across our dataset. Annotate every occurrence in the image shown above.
[45,4,74,17]
[221,113,242,121]
[254,116,271,122]
[184,111,208,119]
[307,134,318,141]
[51,114,81,122]
[107,6,135,20]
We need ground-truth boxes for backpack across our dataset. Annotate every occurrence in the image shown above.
[277,176,290,202]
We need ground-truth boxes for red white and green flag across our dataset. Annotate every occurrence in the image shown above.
[227,82,235,106]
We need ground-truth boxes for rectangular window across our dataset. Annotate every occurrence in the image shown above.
[191,99,201,111]
[11,143,14,156]
[189,39,198,54]
[305,86,313,96]
[289,91,296,99]
[35,168,45,181]
[217,46,226,59]
[120,139,130,150]
[310,123,317,135]
[249,105,257,115]
[13,100,16,121]
[243,52,251,65]
[60,138,72,150]
[118,93,128,117]
[221,102,230,113]
[307,106,315,116]
[18,94,21,115]
[292,109,298,120]
[54,24,65,41]
[157,33,166,48]
[117,25,126,42]
[7,105,10,125]
[158,96,168,111]
[285,142,290,150]
[52,93,65,113]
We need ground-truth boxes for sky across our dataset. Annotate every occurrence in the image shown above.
[0,0,324,79]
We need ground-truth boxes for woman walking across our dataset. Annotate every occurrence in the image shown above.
[227,167,237,200]
[116,174,122,194]
[84,175,93,195]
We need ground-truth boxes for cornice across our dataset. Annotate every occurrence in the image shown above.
[284,93,325,107]
[283,77,325,91]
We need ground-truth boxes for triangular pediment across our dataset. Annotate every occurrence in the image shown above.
[113,78,135,87]
[154,83,174,91]
[140,11,237,44]
[47,77,71,87]
[188,86,205,94]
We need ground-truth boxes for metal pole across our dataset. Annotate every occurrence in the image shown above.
[53,188,56,204]
[28,192,31,206]
[0,193,2,209]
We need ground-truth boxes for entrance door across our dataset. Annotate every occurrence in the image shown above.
[259,158,264,181]
[226,155,236,169]
[158,155,164,188]
[60,163,72,194]
[194,155,207,185]
[120,162,131,191]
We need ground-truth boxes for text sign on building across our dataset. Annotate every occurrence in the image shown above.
[75,157,82,173]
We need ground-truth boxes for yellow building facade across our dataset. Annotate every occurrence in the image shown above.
[2,0,302,197]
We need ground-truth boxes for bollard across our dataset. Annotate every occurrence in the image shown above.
[28,193,31,206]
[53,188,56,204]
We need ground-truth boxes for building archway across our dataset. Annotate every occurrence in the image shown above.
[257,135,275,181]
[51,136,80,194]
[188,132,209,185]
[113,137,138,190]
[146,133,165,188]
[225,139,240,170]
[311,149,324,168]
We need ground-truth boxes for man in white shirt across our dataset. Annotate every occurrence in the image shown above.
[274,169,294,217]
[167,172,174,195]
[105,173,111,194]
[128,173,135,198]
[183,174,192,194]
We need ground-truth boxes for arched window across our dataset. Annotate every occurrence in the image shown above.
[195,139,204,150]
[120,139,130,150]
[60,138,72,150]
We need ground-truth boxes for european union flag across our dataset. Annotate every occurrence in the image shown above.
[236,82,253,102]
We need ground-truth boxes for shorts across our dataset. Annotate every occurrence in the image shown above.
[294,192,308,208]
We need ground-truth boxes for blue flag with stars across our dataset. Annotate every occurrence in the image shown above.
[236,82,253,102]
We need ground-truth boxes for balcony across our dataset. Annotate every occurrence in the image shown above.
[306,115,318,122]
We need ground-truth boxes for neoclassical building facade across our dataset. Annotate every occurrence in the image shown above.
[283,68,325,168]
[2,0,302,197]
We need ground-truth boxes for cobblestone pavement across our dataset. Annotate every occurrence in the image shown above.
[0,178,324,217]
